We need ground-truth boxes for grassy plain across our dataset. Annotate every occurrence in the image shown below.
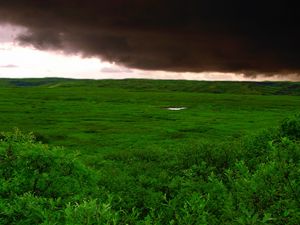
[0,79,299,164]
[0,78,300,224]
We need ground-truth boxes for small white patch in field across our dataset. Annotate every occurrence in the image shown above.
[166,107,187,111]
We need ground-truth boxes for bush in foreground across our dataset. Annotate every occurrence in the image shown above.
[0,129,119,224]
[1,115,300,224]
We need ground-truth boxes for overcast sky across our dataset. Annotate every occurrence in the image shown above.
[0,1,299,81]
[0,24,262,81]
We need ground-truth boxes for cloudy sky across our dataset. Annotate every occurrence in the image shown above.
[0,1,299,81]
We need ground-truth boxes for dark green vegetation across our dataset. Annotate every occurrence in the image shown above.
[0,78,300,224]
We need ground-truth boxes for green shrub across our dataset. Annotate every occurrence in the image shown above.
[280,114,300,140]
[0,129,96,201]
[0,129,117,224]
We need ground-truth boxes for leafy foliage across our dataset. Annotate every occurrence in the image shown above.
[280,114,300,140]
[1,117,300,224]
[0,129,117,224]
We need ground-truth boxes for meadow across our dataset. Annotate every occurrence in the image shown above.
[0,78,300,224]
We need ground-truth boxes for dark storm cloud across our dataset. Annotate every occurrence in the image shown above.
[0,1,299,76]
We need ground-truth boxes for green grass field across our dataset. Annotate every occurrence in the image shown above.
[0,79,299,162]
[1,78,300,224]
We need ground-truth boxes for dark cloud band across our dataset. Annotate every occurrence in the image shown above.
[0,1,299,76]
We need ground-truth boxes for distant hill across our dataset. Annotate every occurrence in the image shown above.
[0,78,299,96]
